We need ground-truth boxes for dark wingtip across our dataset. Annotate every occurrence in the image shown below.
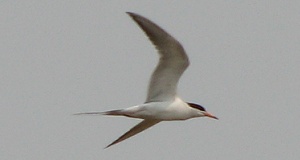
[104,143,113,149]
[104,137,121,149]
[126,12,136,17]
[126,12,143,22]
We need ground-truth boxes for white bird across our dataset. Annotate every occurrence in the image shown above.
[75,12,218,148]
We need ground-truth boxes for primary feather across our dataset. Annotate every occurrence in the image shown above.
[127,12,190,103]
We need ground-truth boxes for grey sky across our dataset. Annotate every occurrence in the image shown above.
[1,1,299,160]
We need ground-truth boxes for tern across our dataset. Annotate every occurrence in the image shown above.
[75,12,218,148]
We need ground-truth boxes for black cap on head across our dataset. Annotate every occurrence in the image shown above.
[187,103,206,111]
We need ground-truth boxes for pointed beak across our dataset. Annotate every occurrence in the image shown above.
[204,112,218,120]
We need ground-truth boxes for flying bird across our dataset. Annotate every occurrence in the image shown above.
[75,12,218,148]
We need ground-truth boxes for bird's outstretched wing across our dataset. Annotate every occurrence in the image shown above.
[127,12,190,103]
[105,119,160,148]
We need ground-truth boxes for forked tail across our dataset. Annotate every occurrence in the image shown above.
[74,109,124,116]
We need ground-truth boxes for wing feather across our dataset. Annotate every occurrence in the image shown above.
[127,12,189,102]
[105,119,160,148]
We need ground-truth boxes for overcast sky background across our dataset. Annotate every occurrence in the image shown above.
[1,1,300,160]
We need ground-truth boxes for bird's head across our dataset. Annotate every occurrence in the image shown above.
[187,103,218,120]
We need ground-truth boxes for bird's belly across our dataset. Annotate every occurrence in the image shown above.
[135,105,191,121]
[127,99,193,121]
[154,108,191,120]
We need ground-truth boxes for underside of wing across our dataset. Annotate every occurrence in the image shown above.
[105,119,160,148]
[127,12,190,102]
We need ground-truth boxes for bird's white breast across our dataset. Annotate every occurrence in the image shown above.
[130,97,197,120]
